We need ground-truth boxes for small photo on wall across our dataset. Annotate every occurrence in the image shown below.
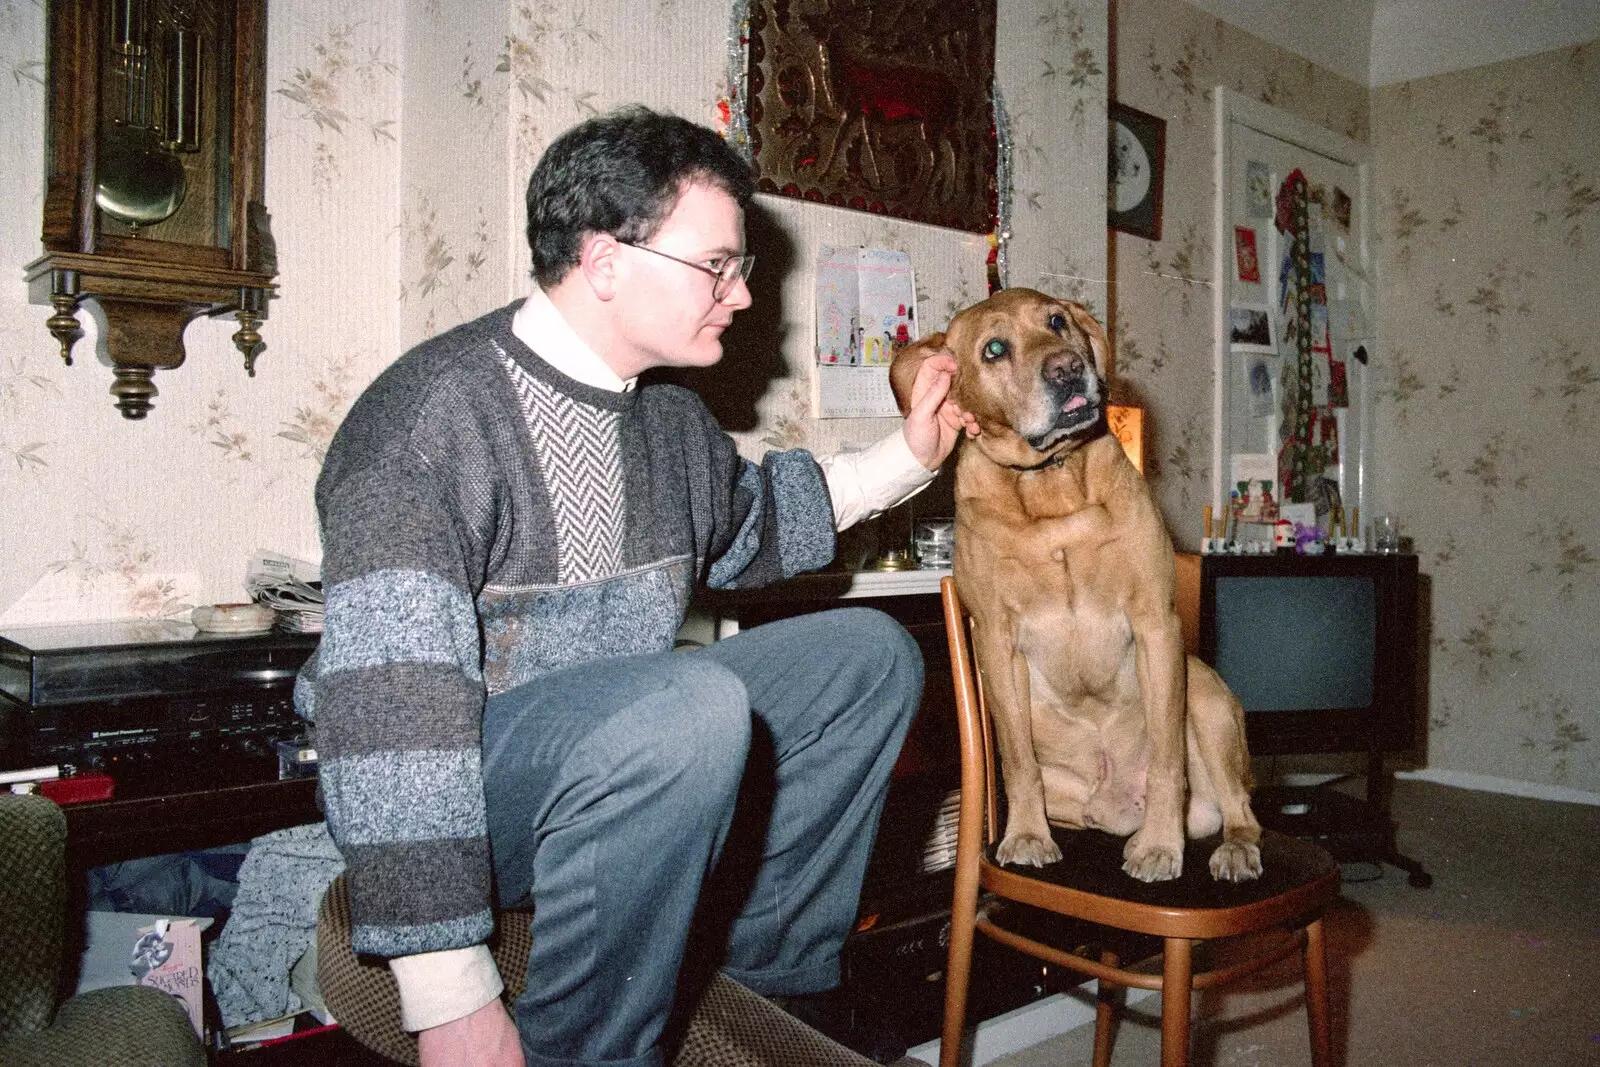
[1246,160,1272,219]
[1310,305,1331,353]
[1246,354,1276,417]
[1229,304,1275,353]
[1234,226,1261,283]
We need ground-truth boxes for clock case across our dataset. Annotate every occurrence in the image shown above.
[24,0,276,420]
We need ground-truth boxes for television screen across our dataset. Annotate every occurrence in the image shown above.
[1213,575,1377,712]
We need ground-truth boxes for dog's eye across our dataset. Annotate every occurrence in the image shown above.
[983,338,1010,361]
[1048,312,1068,333]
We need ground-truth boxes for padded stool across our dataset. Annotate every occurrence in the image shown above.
[316,874,915,1066]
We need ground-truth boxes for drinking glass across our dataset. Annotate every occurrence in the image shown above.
[1373,515,1401,553]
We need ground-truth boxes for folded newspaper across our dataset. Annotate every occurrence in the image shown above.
[245,550,324,634]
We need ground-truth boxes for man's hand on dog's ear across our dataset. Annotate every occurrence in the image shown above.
[901,350,980,470]
[889,332,943,414]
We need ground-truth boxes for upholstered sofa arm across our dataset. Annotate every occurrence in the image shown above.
[0,985,207,1067]
[0,794,205,1067]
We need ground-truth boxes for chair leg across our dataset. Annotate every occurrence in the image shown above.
[939,882,982,1067]
[1160,938,1193,1067]
[1092,949,1120,1067]
[1304,918,1332,1067]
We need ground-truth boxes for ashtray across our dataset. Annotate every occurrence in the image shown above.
[191,602,275,634]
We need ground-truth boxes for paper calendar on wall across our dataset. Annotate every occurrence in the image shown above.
[812,246,917,418]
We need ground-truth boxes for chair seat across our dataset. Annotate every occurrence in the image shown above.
[981,827,1338,939]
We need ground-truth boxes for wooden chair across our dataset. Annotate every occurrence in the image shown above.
[937,576,1339,1067]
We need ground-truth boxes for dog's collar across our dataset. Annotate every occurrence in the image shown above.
[1006,448,1071,473]
[1007,413,1110,472]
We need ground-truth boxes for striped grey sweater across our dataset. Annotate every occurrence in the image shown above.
[294,303,835,959]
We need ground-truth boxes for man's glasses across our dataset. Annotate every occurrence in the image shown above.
[621,241,754,302]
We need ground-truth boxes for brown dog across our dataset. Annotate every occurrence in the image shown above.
[892,288,1262,882]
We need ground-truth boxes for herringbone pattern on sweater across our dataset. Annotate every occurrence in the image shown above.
[498,349,625,582]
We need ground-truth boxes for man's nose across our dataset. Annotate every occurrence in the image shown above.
[721,273,754,310]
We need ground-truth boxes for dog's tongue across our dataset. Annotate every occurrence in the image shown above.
[1063,395,1088,413]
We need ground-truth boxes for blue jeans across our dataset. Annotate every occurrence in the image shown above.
[481,607,922,1067]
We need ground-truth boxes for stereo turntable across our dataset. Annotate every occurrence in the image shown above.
[0,619,317,795]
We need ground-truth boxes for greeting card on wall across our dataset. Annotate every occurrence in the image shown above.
[813,246,917,418]
[1234,226,1261,283]
[1230,452,1279,524]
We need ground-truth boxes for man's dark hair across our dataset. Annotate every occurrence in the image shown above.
[526,106,756,288]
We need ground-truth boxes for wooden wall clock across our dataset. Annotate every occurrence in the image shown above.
[24,0,276,420]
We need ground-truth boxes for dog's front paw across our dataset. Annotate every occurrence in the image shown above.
[996,831,1062,868]
[1122,830,1182,882]
[1208,841,1263,881]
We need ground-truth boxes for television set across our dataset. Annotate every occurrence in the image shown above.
[1174,551,1421,758]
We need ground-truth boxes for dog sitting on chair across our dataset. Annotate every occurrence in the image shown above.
[891,288,1262,882]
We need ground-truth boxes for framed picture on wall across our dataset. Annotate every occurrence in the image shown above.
[1108,102,1166,241]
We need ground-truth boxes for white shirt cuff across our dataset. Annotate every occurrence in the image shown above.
[818,429,936,531]
[388,945,504,1032]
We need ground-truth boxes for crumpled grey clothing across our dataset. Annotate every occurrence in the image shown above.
[206,821,345,1029]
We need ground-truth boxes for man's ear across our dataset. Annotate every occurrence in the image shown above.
[889,331,947,415]
[578,232,622,301]
[1067,302,1109,378]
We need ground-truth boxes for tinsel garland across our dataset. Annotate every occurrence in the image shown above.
[991,81,1013,293]
[721,0,752,158]
[1275,169,1335,503]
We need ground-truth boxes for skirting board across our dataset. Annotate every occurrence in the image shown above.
[906,985,1159,1066]
[1277,769,1600,807]
[1394,768,1600,806]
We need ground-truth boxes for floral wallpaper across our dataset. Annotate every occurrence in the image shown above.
[1111,0,1598,794]
[1001,1,1110,321]
[0,0,1105,620]
[3,0,1582,792]
[0,5,407,625]
[1372,44,1598,792]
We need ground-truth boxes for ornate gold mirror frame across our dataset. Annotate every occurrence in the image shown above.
[25,0,276,419]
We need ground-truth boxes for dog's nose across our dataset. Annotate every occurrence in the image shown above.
[1043,352,1086,387]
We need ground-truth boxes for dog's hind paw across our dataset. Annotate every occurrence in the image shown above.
[1122,833,1182,882]
[996,832,1062,867]
[1208,841,1263,881]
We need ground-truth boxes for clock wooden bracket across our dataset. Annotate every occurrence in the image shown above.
[24,0,277,420]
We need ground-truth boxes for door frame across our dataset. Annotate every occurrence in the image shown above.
[1210,87,1374,519]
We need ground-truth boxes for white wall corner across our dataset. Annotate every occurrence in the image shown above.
[1369,0,1600,86]
[1181,0,1375,86]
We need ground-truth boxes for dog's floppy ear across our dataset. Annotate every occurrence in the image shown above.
[889,331,947,416]
[1067,303,1109,378]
